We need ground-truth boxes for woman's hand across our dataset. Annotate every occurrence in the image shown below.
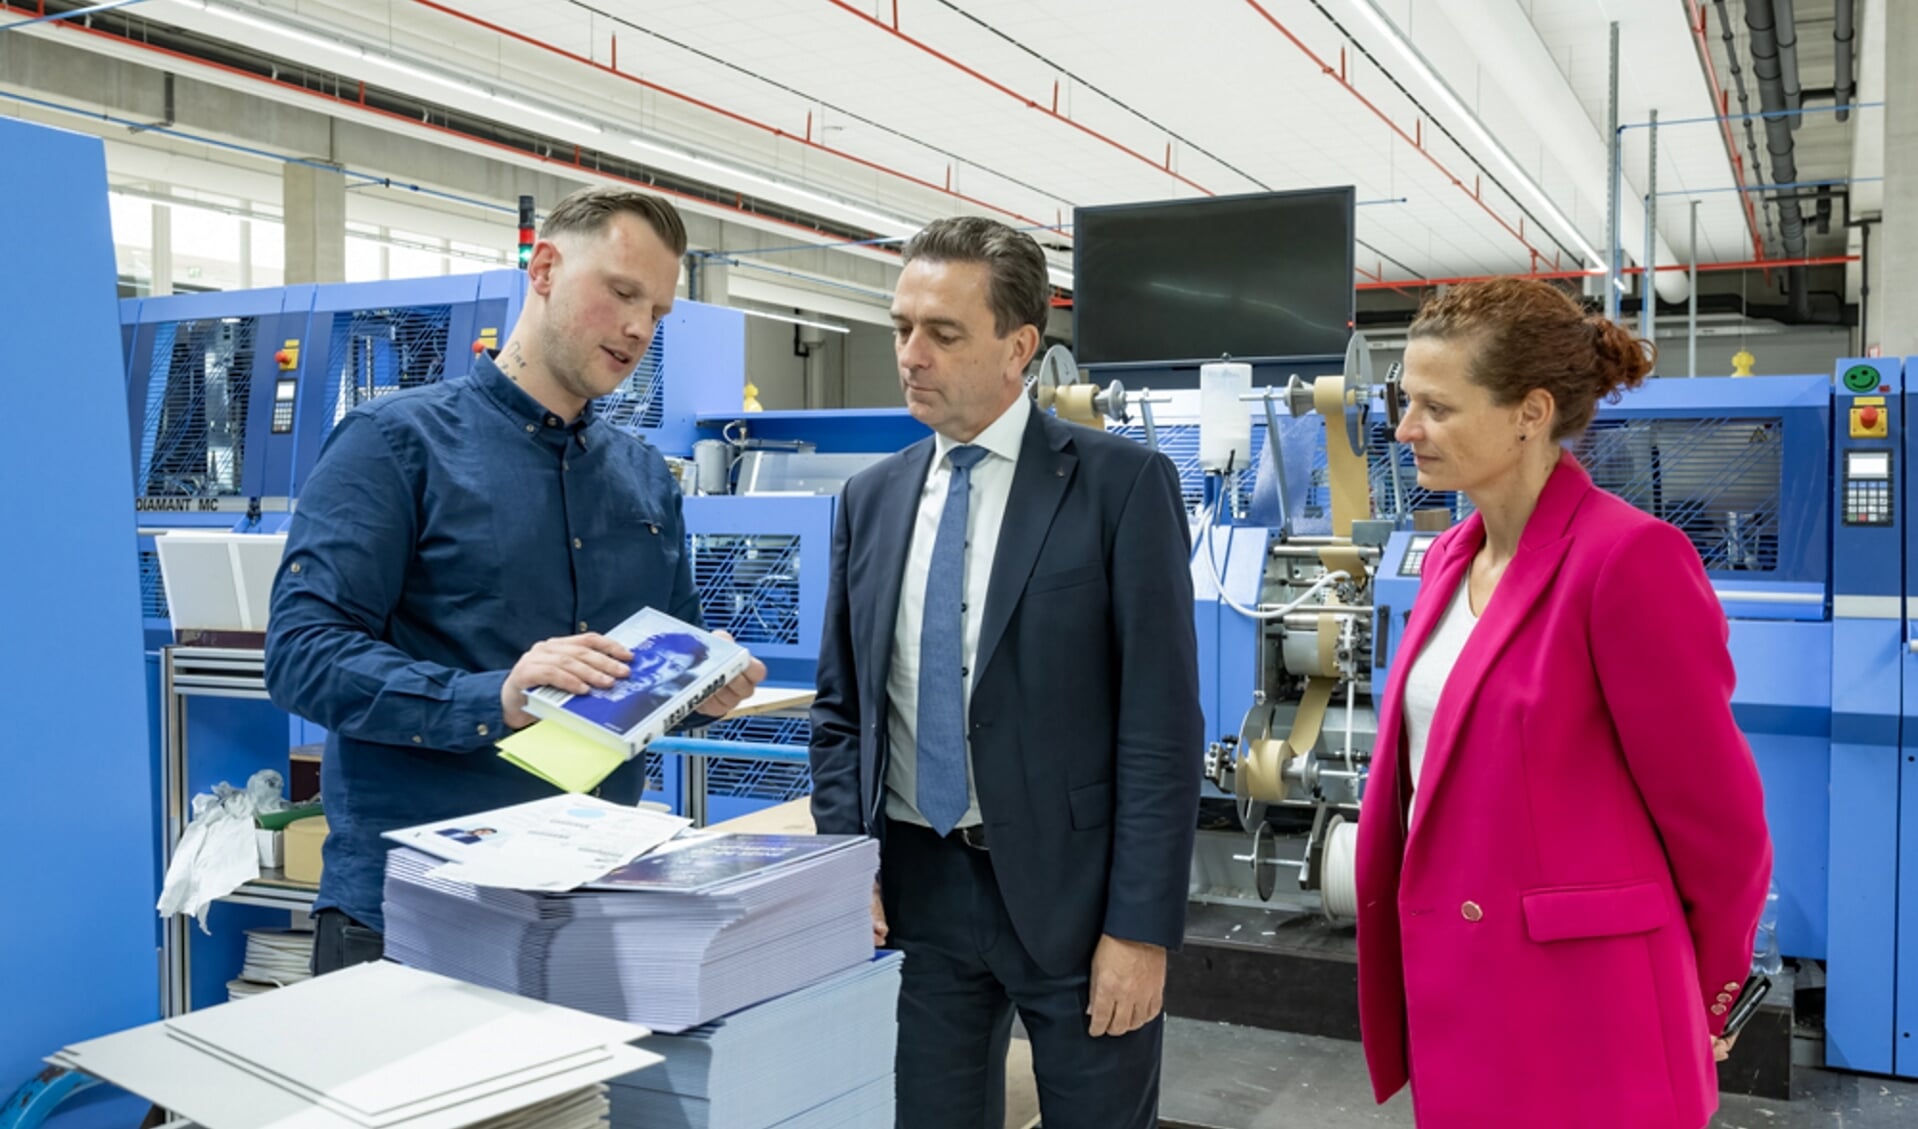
[1711,1033,1738,1062]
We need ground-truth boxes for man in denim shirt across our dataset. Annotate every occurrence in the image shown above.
[266,187,764,973]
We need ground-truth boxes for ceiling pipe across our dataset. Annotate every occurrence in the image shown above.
[398,0,1052,232]
[1776,0,1804,130]
[1700,0,1771,256]
[1,3,935,260]
[1745,0,1813,318]
[1418,0,1689,302]
[1353,252,1856,291]
[1835,0,1857,122]
[1239,1,1557,267]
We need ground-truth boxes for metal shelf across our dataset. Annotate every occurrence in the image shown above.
[159,646,295,1017]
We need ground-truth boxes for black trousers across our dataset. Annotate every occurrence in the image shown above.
[881,821,1163,1129]
[311,908,386,975]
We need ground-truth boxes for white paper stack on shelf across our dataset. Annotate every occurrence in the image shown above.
[382,833,878,1032]
[228,927,315,1001]
[606,952,900,1129]
[49,962,660,1129]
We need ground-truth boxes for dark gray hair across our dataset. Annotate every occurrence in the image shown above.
[901,217,1049,338]
[540,186,688,256]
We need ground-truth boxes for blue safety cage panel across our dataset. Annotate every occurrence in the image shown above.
[1573,416,1784,572]
[138,317,257,497]
[691,531,804,648]
[702,716,814,803]
[595,325,669,434]
[318,304,455,430]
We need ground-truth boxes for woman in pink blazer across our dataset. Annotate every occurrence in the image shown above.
[1355,278,1772,1128]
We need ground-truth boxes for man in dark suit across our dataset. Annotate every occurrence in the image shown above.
[810,216,1202,1129]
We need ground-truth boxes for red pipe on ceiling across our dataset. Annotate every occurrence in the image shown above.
[402,0,1052,231]
[1239,0,1552,266]
[821,0,1214,197]
[1356,253,1856,291]
[1,3,918,251]
[1684,0,1766,260]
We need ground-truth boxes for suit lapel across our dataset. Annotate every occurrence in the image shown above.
[867,441,936,702]
[975,411,1075,684]
[1404,451,1592,852]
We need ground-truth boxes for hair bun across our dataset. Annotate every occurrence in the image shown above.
[1587,316,1655,399]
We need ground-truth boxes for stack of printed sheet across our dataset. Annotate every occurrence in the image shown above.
[606,952,900,1129]
[382,828,879,1031]
[48,962,660,1129]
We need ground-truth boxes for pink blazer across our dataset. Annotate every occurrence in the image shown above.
[1356,451,1772,1129]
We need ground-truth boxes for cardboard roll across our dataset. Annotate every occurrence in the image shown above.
[1236,703,1288,810]
[1242,737,1295,804]
[1234,677,1338,806]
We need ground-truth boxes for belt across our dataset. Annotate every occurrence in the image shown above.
[954,824,988,851]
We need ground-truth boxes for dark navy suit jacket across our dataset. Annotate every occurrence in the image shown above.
[810,406,1204,976]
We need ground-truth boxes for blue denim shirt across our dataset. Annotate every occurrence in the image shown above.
[265,353,700,930]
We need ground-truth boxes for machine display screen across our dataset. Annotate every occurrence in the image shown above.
[1072,188,1355,365]
[1848,451,1891,480]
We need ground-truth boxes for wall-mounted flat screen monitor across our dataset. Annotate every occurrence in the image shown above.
[1072,187,1355,367]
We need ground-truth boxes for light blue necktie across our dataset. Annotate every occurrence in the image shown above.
[916,444,988,836]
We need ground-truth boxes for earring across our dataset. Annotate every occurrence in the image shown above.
[1518,433,1529,442]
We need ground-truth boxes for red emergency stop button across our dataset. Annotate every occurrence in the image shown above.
[274,349,292,366]
[1863,405,1881,429]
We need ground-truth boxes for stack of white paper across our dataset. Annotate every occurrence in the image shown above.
[49,962,661,1129]
[382,834,879,1033]
[606,953,900,1129]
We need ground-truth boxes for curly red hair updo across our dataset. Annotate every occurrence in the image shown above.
[1407,277,1657,440]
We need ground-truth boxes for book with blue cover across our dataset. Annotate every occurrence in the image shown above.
[501,609,750,792]
[526,608,750,752]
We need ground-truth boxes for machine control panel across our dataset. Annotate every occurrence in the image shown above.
[1843,449,1894,526]
[271,379,297,434]
[1397,533,1439,577]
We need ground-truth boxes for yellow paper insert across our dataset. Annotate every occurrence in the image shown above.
[496,723,628,794]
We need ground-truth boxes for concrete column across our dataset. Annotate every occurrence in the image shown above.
[1875,0,1918,355]
[238,218,253,290]
[150,202,173,297]
[283,161,346,284]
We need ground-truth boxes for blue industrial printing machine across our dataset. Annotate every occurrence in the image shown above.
[96,254,1918,1074]
[1176,358,1917,1083]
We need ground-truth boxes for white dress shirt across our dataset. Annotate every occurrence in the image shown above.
[885,393,1031,829]
[1403,575,1478,826]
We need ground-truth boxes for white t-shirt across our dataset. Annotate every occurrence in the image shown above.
[1402,576,1479,825]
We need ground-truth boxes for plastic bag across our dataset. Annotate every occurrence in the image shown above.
[157,769,287,933]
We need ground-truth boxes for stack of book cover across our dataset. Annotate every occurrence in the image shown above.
[49,962,659,1129]
[382,832,878,1032]
[606,952,900,1129]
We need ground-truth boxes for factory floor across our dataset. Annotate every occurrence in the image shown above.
[999,1018,1918,1128]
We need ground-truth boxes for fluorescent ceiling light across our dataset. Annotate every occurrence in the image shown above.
[1349,0,1604,268]
[737,308,851,334]
[631,138,917,237]
[197,1,350,57]
[492,94,603,135]
[183,3,601,135]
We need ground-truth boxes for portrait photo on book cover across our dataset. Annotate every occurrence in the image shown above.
[567,630,710,734]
